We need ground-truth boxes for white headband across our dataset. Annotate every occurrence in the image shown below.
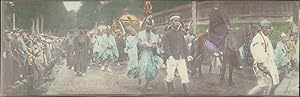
[170,15,181,21]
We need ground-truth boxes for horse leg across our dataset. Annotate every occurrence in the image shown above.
[198,58,203,78]
[208,57,214,73]
[220,56,226,83]
[228,62,235,87]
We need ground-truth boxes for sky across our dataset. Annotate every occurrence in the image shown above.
[63,1,82,12]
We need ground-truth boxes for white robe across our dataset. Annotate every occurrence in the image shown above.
[250,31,279,87]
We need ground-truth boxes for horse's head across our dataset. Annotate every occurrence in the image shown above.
[228,24,258,52]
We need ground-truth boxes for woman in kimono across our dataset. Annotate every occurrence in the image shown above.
[137,16,160,90]
[99,26,119,72]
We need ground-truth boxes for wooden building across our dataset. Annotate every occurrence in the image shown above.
[153,1,299,26]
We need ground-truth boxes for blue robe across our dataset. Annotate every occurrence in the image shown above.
[98,34,119,61]
[275,41,290,67]
[94,35,104,59]
[137,30,159,81]
[125,35,139,78]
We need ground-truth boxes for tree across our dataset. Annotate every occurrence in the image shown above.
[4,0,73,36]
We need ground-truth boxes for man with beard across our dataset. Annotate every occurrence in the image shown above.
[73,25,92,76]
[163,13,191,94]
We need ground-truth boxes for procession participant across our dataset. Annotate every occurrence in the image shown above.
[274,32,291,80]
[32,42,45,88]
[136,15,161,90]
[150,27,164,69]
[10,30,25,85]
[184,27,195,73]
[90,33,98,64]
[163,13,191,94]
[94,29,105,66]
[66,32,75,69]
[248,20,279,95]
[73,25,92,76]
[287,33,297,68]
[115,28,126,66]
[2,31,15,90]
[124,27,139,79]
[99,26,119,72]
[15,30,29,81]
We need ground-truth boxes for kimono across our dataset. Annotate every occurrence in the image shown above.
[274,41,290,68]
[152,34,164,68]
[250,31,279,87]
[137,30,159,81]
[94,35,104,59]
[73,34,91,73]
[98,33,119,61]
[124,35,139,78]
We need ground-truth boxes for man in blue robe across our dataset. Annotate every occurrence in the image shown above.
[99,26,119,72]
[137,15,160,90]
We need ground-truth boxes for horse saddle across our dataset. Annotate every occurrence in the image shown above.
[205,40,219,53]
[205,40,223,57]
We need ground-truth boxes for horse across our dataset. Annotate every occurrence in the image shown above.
[190,24,258,87]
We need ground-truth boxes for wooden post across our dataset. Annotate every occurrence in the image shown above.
[32,19,35,34]
[293,1,299,26]
[192,1,197,33]
[1,1,5,95]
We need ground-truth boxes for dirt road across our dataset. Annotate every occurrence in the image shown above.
[44,61,258,96]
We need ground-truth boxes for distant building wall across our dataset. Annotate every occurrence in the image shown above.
[153,1,298,26]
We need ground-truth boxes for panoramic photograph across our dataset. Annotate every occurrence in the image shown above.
[0,0,299,96]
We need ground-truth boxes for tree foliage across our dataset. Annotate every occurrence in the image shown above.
[76,0,190,28]
[152,0,191,13]
[4,0,75,36]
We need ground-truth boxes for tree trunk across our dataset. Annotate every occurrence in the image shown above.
[36,16,40,34]
[32,19,35,34]
[41,15,44,34]
[1,1,5,95]
[293,1,299,26]
[192,1,197,33]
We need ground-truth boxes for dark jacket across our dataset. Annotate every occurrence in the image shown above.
[163,29,188,60]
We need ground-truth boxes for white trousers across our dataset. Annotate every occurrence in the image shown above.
[166,57,189,84]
